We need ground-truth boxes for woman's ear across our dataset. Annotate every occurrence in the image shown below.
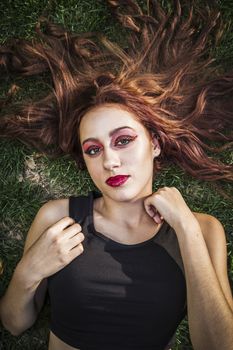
[151,133,161,158]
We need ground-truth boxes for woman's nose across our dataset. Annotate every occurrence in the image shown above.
[103,147,121,170]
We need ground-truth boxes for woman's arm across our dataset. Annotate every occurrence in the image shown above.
[144,186,233,350]
[0,260,44,336]
[0,200,60,335]
[0,199,84,336]
[175,214,233,350]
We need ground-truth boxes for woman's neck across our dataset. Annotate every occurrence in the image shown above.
[94,191,154,231]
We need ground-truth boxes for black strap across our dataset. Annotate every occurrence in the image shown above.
[69,195,90,224]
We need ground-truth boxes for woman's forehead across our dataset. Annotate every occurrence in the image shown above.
[79,104,145,137]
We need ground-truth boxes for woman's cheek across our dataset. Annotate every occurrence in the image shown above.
[88,160,102,178]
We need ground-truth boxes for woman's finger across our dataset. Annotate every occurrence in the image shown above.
[153,213,164,224]
[63,223,82,239]
[66,232,85,250]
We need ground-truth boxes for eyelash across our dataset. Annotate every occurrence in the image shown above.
[84,136,137,156]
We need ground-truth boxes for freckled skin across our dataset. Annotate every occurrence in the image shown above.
[79,103,161,205]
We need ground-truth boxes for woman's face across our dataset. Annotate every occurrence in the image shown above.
[79,104,161,201]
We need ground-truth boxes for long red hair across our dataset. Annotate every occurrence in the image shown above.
[0,0,232,192]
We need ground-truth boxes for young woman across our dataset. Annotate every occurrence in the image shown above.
[0,1,233,349]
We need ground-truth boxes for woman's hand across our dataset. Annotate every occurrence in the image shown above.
[18,217,85,284]
[144,187,198,231]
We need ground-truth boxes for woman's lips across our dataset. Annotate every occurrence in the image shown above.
[106,175,130,187]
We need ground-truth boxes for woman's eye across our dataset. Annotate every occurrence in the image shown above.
[85,147,101,156]
[116,136,136,146]
[85,136,136,156]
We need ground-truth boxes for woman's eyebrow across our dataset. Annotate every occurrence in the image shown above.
[82,126,136,145]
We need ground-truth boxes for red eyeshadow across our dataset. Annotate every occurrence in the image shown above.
[111,130,137,144]
[83,141,102,152]
[82,127,138,152]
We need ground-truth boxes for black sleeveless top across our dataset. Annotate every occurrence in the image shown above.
[47,190,187,350]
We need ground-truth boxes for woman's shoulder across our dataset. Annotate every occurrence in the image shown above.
[46,192,89,217]
[191,211,226,246]
[23,197,70,254]
[43,197,70,219]
[192,211,223,229]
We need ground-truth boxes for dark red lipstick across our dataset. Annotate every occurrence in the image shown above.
[106,175,130,187]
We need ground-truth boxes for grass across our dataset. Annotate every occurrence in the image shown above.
[0,0,233,349]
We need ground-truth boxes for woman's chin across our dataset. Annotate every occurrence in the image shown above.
[103,185,149,203]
